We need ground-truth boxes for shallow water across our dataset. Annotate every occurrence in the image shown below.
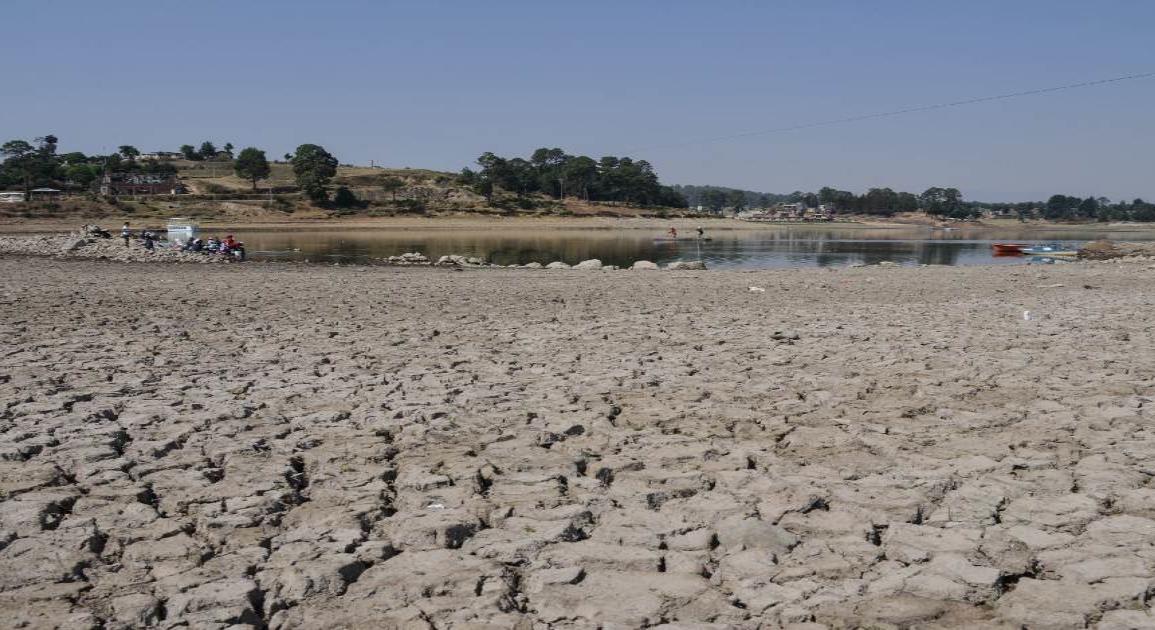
[215,225,1155,269]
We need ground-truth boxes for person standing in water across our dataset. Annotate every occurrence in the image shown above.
[667,227,678,239]
[696,226,705,239]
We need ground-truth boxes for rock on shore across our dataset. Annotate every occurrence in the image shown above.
[1,258,1155,628]
[1078,240,1155,261]
[0,233,227,264]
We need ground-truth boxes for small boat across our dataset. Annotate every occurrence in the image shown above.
[991,243,1027,255]
[166,217,198,235]
[1020,244,1078,257]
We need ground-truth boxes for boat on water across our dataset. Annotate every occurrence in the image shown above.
[1020,244,1078,257]
[991,243,1027,255]
[166,217,198,235]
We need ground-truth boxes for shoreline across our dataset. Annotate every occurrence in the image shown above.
[4,213,1155,235]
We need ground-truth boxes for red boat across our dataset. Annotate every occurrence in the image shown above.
[991,243,1027,256]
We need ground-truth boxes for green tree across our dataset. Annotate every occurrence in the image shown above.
[561,156,597,200]
[180,144,199,161]
[233,147,271,190]
[1078,196,1099,220]
[291,143,338,202]
[921,187,963,218]
[199,141,217,160]
[699,188,727,213]
[380,176,404,201]
[1,140,37,197]
[726,189,747,212]
[118,145,140,161]
[1044,195,1076,220]
[66,163,98,189]
[223,143,235,157]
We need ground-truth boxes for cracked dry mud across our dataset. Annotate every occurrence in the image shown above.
[2,257,1155,629]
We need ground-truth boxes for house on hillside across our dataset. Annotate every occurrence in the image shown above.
[29,188,63,201]
[100,173,183,196]
[139,151,183,161]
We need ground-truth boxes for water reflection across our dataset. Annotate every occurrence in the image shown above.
[227,226,1155,269]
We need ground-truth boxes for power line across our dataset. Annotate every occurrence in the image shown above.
[621,71,1155,153]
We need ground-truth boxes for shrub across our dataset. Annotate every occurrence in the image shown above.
[332,186,360,209]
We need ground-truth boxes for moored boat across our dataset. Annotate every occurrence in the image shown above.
[991,243,1026,255]
[1020,244,1078,256]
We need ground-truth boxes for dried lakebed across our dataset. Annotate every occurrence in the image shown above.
[2,258,1155,629]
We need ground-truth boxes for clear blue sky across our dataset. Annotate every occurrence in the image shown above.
[2,1,1152,201]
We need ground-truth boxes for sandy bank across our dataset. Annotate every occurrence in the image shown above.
[2,259,1155,628]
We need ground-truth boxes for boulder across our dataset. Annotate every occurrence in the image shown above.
[666,260,706,270]
[64,238,88,252]
[546,261,571,269]
[436,255,468,266]
[524,262,543,269]
[574,259,603,270]
[631,260,659,270]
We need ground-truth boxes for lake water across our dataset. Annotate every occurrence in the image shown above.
[219,225,1155,269]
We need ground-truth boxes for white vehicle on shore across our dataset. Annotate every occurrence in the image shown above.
[166,217,198,235]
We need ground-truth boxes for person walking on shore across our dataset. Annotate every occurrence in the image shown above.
[121,223,131,247]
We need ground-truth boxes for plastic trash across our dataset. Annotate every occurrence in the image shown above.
[749,286,766,293]
[1023,310,1031,321]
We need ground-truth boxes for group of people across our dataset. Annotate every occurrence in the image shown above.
[664,226,707,239]
[177,234,245,260]
[103,223,245,260]
[116,223,161,250]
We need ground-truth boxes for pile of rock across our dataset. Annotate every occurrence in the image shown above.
[425,255,706,271]
[1078,240,1155,261]
[382,252,430,265]
[435,255,486,267]
[0,233,226,264]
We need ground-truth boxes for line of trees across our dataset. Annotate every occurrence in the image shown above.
[6,134,1153,220]
[984,195,1155,223]
[672,185,790,212]
[180,141,234,161]
[0,135,342,202]
[0,136,180,196]
[458,148,688,207]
